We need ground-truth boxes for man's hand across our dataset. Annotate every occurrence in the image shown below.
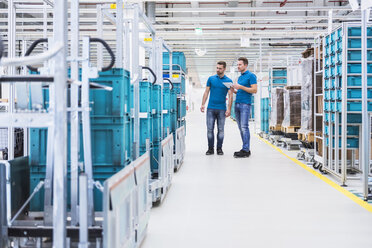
[232,83,242,90]
[200,105,205,113]
[225,110,231,117]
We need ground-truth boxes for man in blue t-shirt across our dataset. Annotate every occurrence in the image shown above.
[200,61,233,155]
[231,57,257,158]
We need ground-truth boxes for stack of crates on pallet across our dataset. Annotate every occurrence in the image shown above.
[323,24,372,151]
[29,68,132,211]
[261,98,270,133]
[151,84,162,175]
[163,52,187,131]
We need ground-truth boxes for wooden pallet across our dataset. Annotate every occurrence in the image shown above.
[281,126,300,134]
[270,125,282,131]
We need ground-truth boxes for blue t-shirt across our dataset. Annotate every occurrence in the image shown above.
[206,74,232,110]
[235,70,257,104]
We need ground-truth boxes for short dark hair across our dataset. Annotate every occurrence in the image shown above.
[217,61,226,68]
[238,57,248,65]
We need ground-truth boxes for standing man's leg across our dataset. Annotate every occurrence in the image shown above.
[234,103,251,158]
[206,109,217,155]
[216,109,226,155]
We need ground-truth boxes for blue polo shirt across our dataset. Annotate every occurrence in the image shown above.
[206,74,232,110]
[236,70,257,105]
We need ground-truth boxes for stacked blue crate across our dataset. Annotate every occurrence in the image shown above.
[29,68,131,211]
[261,98,270,133]
[323,24,372,150]
[162,83,172,136]
[151,84,162,173]
[139,81,153,156]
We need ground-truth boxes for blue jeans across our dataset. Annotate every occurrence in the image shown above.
[207,108,226,149]
[235,103,251,151]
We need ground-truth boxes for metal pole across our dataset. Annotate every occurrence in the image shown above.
[70,0,80,226]
[97,4,103,70]
[52,0,68,246]
[133,4,140,159]
[361,9,369,201]
[7,0,15,161]
[79,174,89,248]
[116,0,123,68]
[82,36,95,225]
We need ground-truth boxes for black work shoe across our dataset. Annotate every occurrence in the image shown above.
[206,148,214,155]
[234,150,251,158]
[217,148,224,155]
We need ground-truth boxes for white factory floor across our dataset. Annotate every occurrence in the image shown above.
[141,110,372,248]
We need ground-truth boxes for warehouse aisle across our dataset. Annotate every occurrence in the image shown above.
[141,110,372,248]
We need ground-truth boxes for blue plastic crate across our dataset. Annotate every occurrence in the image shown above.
[331,113,341,122]
[325,57,330,68]
[151,84,162,114]
[336,40,342,52]
[324,90,330,100]
[324,79,330,89]
[336,65,342,76]
[163,52,186,72]
[348,63,362,73]
[331,32,336,43]
[140,117,153,150]
[347,113,362,123]
[326,35,331,45]
[348,38,372,49]
[336,52,343,64]
[330,44,336,55]
[324,125,329,135]
[272,69,287,77]
[330,66,335,77]
[347,88,372,99]
[330,56,336,66]
[348,27,361,36]
[325,113,329,122]
[140,81,152,113]
[336,28,343,40]
[273,78,287,84]
[325,68,330,79]
[89,68,131,117]
[347,101,372,111]
[330,90,336,100]
[347,76,372,86]
[324,101,330,111]
[152,116,162,143]
[347,126,359,136]
[325,46,330,57]
[337,90,342,100]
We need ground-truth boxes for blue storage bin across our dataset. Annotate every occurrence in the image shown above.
[324,101,330,110]
[347,101,372,111]
[347,76,372,86]
[326,35,331,45]
[273,70,287,77]
[330,66,335,77]
[347,126,359,136]
[348,50,361,61]
[325,57,330,68]
[325,113,330,122]
[325,46,330,56]
[336,64,342,76]
[324,125,329,135]
[337,90,342,100]
[324,79,330,89]
[273,78,287,84]
[330,90,335,100]
[347,88,372,99]
[324,90,330,100]
[336,52,343,64]
[348,63,362,74]
[348,27,361,36]
[330,44,336,54]
[331,78,336,89]
[330,56,336,66]
[347,113,362,123]
[348,38,372,49]
[89,68,131,118]
[336,40,342,52]
[140,81,152,113]
[325,68,330,79]
[331,32,336,43]
[336,28,343,40]
[330,102,335,111]
[163,51,186,72]
[347,138,359,148]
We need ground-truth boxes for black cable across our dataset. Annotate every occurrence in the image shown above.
[89,38,115,72]
[24,38,48,72]
[142,66,157,85]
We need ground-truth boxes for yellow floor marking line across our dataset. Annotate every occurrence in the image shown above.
[255,134,372,213]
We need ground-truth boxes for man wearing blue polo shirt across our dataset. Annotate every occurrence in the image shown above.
[232,57,257,158]
[201,61,233,155]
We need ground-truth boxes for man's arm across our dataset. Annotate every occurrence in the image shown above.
[233,83,257,94]
[200,86,210,112]
[225,89,233,117]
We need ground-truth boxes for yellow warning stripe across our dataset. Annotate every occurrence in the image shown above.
[255,134,372,213]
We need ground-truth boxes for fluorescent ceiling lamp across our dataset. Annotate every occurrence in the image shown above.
[349,0,360,11]
[195,28,203,35]
[240,36,250,47]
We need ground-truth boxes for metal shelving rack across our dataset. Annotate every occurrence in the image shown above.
[314,35,325,168]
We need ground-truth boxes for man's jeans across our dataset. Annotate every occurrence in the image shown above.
[235,103,251,151]
[207,108,226,149]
